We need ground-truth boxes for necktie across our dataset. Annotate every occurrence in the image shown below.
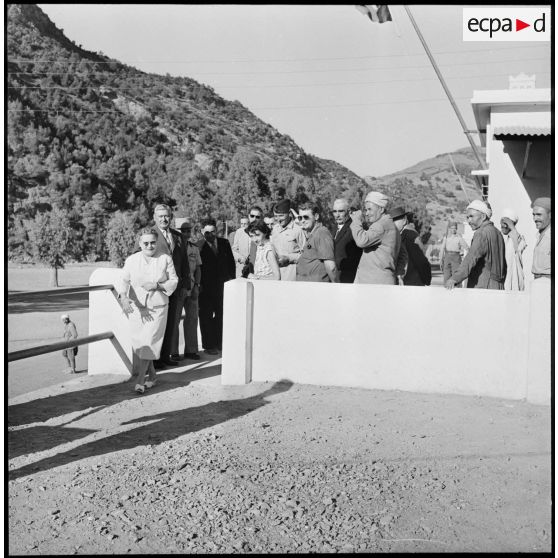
[164,230,173,251]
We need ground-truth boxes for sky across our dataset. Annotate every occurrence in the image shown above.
[37,4,551,178]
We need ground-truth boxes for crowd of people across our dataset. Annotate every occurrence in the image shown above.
[112,194,551,394]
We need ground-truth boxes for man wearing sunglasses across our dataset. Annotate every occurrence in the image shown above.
[296,203,338,283]
[232,206,263,278]
[271,199,307,281]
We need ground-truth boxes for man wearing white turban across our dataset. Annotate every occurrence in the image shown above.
[349,191,400,284]
[445,200,506,290]
[500,208,527,291]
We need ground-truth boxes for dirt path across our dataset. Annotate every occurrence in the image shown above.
[8,362,551,554]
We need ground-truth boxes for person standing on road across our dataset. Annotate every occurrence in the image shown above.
[61,314,78,374]
[117,228,178,394]
[445,200,506,290]
[350,191,400,285]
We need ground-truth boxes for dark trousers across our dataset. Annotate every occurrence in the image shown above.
[198,286,224,350]
[161,292,180,359]
[443,252,463,287]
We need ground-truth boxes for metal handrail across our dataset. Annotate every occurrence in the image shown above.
[8,332,116,362]
[8,284,114,299]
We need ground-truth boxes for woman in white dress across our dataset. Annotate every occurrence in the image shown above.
[500,208,527,291]
[246,221,281,281]
[117,228,178,393]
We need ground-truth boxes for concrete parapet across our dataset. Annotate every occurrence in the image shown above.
[88,268,132,377]
[222,279,550,405]
[526,278,552,405]
[222,279,253,385]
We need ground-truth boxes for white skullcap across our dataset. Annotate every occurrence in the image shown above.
[467,199,491,218]
[365,191,389,208]
[501,208,518,223]
[60,314,70,321]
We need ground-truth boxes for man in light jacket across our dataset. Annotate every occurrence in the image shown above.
[350,191,400,285]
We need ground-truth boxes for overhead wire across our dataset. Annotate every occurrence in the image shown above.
[6,44,550,64]
[6,69,551,90]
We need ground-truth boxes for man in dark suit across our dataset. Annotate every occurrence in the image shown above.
[197,218,235,355]
[390,207,432,286]
[331,198,362,283]
[152,204,191,367]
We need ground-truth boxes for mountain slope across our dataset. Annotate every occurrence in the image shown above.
[364,147,484,240]
[7,4,481,263]
[7,4,368,261]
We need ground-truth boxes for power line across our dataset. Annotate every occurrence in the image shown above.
[6,95,473,113]
[232,97,473,110]
[6,56,550,76]
[6,45,549,64]
[6,70,551,91]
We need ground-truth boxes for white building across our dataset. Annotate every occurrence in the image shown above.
[470,82,551,278]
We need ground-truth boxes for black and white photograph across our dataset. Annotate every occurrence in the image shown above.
[6,3,552,554]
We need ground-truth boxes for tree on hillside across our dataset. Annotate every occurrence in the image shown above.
[105,211,140,266]
[27,208,71,287]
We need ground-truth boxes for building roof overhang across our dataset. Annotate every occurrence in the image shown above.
[470,88,551,146]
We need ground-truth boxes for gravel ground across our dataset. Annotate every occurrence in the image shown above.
[8,364,551,554]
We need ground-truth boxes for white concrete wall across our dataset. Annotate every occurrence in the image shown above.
[89,268,132,376]
[222,280,550,405]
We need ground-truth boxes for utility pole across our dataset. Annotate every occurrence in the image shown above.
[448,153,471,204]
[404,5,486,171]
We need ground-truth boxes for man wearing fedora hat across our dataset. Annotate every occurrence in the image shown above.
[389,206,431,286]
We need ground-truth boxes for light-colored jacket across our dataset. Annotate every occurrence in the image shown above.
[232,227,252,277]
[117,252,178,308]
[271,219,307,281]
[350,213,400,285]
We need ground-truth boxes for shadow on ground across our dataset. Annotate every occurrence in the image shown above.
[8,360,221,428]
[8,290,90,314]
[8,379,293,481]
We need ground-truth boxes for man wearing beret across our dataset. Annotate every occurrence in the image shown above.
[531,197,551,281]
[350,191,400,285]
[271,198,307,281]
[331,198,362,283]
[445,199,506,290]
